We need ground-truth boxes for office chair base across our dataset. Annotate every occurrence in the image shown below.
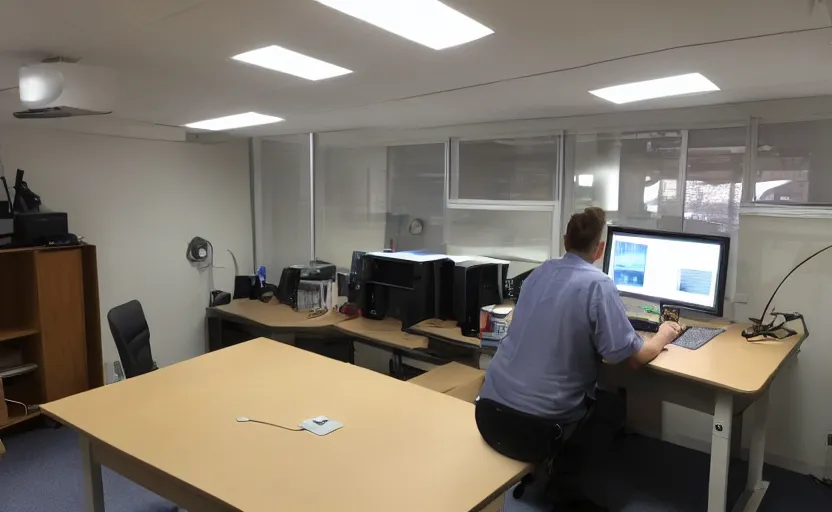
[513,473,535,499]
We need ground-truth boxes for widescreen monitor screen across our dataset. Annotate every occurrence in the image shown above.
[603,227,729,315]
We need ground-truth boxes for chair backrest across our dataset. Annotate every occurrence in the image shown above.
[107,300,154,379]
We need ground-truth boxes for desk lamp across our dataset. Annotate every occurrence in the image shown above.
[741,243,831,340]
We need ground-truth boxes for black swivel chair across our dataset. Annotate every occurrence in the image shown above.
[107,300,158,379]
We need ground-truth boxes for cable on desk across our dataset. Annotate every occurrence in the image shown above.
[236,417,304,432]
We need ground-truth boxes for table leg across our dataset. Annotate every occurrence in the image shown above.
[389,352,404,379]
[0,438,5,456]
[207,316,223,352]
[731,409,744,460]
[79,435,105,512]
[708,392,733,512]
[732,391,770,512]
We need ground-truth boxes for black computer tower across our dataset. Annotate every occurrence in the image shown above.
[359,254,453,328]
[453,261,507,337]
[347,251,366,303]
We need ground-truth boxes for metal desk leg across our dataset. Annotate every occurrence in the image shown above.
[708,392,733,512]
[389,352,404,379]
[80,435,105,512]
[732,390,770,512]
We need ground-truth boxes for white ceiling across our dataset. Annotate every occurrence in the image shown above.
[0,0,831,138]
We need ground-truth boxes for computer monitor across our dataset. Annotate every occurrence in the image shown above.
[602,227,730,317]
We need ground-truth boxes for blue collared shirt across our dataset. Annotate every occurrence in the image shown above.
[479,252,643,422]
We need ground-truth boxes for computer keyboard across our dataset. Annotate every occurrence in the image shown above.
[628,317,659,333]
[672,326,725,350]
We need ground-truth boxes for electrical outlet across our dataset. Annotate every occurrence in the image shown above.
[104,361,125,384]
[734,293,748,304]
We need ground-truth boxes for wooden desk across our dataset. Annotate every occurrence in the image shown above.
[210,299,347,329]
[601,318,808,512]
[206,300,348,352]
[645,320,804,394]
[409,319,481,348]
[336,317,428,351]
[43,339,527,512]
[335,318,490,378]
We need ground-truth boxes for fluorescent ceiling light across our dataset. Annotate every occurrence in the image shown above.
[577,174,594,187]
[184,112,284,131]
[589,73,719,104]
[232,45,352,81]
[314,0,493,50]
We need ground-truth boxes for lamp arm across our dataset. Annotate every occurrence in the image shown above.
[754,243,832,325]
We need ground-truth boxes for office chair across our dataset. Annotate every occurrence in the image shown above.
[107,300,158,379]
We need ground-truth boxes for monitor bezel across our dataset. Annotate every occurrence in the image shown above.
[602,226,730,317]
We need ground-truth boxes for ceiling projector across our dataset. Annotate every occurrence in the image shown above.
[14,61,116,119]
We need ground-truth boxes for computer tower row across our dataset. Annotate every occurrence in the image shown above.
[352,251,508,336]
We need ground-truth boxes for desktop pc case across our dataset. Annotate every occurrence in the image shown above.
[358,254,454,328]
[453,261,507,337]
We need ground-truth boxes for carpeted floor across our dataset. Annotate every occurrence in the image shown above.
[0,427,175,512]
[505,431,832,512]
[0,425,830,511]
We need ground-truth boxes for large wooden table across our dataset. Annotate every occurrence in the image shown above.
[43,338,527,511]
[601,317,808,512]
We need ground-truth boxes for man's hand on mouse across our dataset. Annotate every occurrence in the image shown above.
[658,321,683,345]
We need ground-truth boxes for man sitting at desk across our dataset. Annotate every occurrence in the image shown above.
[476,207,682,511]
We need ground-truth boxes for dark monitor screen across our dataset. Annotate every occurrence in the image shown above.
[602,226,730,316]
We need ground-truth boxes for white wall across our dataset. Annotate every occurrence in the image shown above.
[0,126,252,369]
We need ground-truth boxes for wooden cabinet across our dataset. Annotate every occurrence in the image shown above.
[0,245,102,429]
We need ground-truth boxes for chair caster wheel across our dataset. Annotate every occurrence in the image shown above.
[513,484,526,499]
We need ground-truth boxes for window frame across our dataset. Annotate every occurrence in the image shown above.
[444,133,564,260]
[746,117,832,208]
[446,134,561,209]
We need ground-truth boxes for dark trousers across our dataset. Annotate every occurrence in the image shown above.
[475,398,595,501]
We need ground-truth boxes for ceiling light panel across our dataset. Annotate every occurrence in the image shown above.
[232,45,352,81]
[589,73,720,104]
[184,112,284,131]
[314,0,493,50]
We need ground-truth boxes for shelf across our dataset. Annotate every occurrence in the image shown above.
[0,409,40,431]
[0,363,37,379]
[0,327,38,344]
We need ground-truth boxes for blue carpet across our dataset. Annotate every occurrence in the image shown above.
[0,427,175,512]
[505,433,832,512]
[1,426,830,511]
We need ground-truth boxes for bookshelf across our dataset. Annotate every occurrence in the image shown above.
[0,245,102,432]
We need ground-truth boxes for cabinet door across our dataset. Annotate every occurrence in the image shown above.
[36,249,88,401]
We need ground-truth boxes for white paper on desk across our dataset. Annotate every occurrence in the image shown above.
[367,251,447,263]
[299,416,343,436]
[447,255,510,265]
